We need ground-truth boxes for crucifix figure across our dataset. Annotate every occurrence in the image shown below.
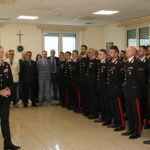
[16,30,24,44]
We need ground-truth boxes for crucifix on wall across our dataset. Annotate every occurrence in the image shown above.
[16,30,24,44]
[16,30,24,52]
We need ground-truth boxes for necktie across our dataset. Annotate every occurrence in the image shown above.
[52,57,56,73]
[10,59,13,65]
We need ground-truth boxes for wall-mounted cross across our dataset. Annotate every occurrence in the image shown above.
[16,30,24,44]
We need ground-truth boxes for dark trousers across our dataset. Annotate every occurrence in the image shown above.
[11,82,19,105]
[125,97,142,134]
[0,98,12,146]
[23,84,36,106]
[86,84,98,116]
[51,73,59,100]
[141,91,149,125]
[108,97,125,128]
[59,81,66,106]
[79,80,88,112]
[97,91,109,121]
[19,81,23,100]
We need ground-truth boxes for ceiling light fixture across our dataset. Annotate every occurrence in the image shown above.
[17,15,39,20]
[93,10,120,15]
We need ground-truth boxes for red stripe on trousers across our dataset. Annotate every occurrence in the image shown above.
[136,98,142,134]
[77,86,81,109]
[66,88,68,104]
[117,97,125,128]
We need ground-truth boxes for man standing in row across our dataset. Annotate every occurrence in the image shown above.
[122,46,145,139]
[6,50,20,108]
[0,46,20,150]
[22,51,38,107]
[37,51,51,105]
[48,50,59,101]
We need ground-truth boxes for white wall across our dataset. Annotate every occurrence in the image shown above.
[0,23,43,60]
[100,24,126,50]
[0,23,102,60]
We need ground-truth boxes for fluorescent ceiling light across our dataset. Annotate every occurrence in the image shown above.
[17,16,39,20]
[93,10,120,15]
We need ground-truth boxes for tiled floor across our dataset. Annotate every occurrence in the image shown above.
[0,106,150,150]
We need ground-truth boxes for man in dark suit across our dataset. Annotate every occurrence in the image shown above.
[0,46,20,150]
[22,51,38,107]
[19,51,26,101]
[48,49,59,101]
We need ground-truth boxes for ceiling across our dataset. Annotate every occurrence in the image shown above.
[0,0,150,26]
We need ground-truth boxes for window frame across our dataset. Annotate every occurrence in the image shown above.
[42,30,79,56]
[126,22,150,48]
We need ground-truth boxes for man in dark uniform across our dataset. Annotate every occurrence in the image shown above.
[138,46,150,129]
[69,50,80,112]
[58,52,66,107]
[107,46,125,131]
[78,45,89,115]
[0,46,20,150]
[64,51,72,109]
[143,56,150,144]
[122,46,145,139]
[85,48,98,119]
[95,49,109,124]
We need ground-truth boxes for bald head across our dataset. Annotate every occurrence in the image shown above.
[87,48,95,58]
[126,46,136,58]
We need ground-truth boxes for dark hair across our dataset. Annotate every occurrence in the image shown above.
[72,50,78,54]
[36,54,42,61]
[27,51,32,55]
[147,45,150,48]
[121,50,126,54]
[59,52,64,55]
[99,49,107,55]
[139,46,147,51]
[0,46,3,49]
[65,51,71,56]
[9,49,14,53]
[81,45,88,49]
[110,46,119,54]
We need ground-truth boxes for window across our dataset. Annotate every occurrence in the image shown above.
[127,29,136,47]
[139,27,149,46]
[44,32,77,56]
[44,33,59,56]
[62,33,76,52]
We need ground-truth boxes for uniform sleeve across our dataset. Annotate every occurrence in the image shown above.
[136,60,146,88]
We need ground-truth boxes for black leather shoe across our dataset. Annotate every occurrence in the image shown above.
[114,127,125,131]
[94,119,104,123]
[107,123,117,128]
[143,140,150,144]
[4,144,21,150]
[88,115,98,120]
[122,130,133,136]
[102,122,111,126]
[129,133,140,139]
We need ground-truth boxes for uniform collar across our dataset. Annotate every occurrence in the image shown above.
[67,58,72,62]
[128,56,134,62]
[140,56,146,62]
[101,58,106,63]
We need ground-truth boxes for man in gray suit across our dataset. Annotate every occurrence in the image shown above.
[37,51,51,105]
